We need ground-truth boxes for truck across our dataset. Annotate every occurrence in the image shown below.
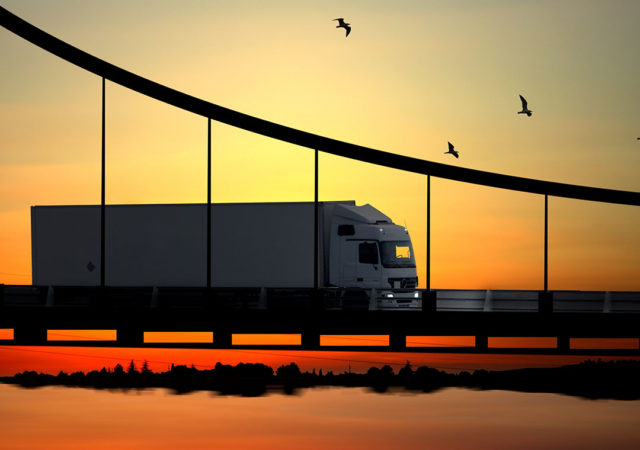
[31,202,420,305]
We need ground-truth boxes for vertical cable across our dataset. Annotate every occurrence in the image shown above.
[100,77,105,288]
[207,119,212,289]
[544,194,548,292]
[427,175,431,292]
[314,149,319,290]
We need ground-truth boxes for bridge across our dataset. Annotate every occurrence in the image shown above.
[1,6,639,356]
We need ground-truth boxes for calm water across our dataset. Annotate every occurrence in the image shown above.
[1,384,640,449]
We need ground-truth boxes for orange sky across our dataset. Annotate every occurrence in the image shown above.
[1,2,640,377]
[1,2,639,374]
[1,1,639,290]
[1,327,638,376]
[3,344,639,377]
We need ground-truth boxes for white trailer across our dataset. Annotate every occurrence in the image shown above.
[31,202,419,302]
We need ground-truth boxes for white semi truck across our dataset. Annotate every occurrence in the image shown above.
[31,202,419,304]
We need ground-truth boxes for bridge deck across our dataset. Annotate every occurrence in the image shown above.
[1,285,639,355]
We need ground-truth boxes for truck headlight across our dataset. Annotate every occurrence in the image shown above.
[386,293,394,298]
[414,292,419,298]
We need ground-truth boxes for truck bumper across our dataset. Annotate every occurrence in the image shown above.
[377,290,421,309]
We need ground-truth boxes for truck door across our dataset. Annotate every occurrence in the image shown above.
[356,241,382,288]
[340,240,358,286]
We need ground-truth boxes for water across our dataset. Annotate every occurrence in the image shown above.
[1,384,639,449]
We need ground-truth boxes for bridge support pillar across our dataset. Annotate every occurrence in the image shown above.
[117,328,143,347]
[389,332,406,350]
[475,335,488,351]
[538,291,553,314]
[214,329,232,348]
[421,290,437,314]
[301,330,320,350]
[557,335,570,353]
[14,326,47,345]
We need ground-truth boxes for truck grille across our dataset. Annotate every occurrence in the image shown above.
[388,277,417,289]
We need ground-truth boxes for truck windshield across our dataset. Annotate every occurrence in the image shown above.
[379,241,416,268]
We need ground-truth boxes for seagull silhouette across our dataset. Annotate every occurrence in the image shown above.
[518,95,532,117]
[445,141,459,158]
[333,18,351,37]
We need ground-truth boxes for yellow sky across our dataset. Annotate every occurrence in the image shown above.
[1,0,639,289]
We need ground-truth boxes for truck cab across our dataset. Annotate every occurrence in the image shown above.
[328,204,419,305]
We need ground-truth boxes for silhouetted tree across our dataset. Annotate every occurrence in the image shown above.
[366,367,380,377]
[380,365,394,378]
[113,363,124,375]
[276,363,301,378]
[142,360,151,375]
[398,361,413,379]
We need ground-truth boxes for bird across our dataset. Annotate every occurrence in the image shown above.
[333,18,351,37]
[445,141,459,158]
[518,94,532,117]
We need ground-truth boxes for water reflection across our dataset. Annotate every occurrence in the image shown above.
[3,359,640,400]
[1,384,640,450]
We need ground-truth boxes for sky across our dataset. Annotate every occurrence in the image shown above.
[1,0,640,290]
[1,1,640,374]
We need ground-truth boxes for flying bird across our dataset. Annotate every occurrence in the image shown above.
[445,141,459,158]
[518,95,532,117]
[333,18,351,37]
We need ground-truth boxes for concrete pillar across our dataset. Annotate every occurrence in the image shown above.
[421,290,437,314]
[117,328,144,346]
[214,329,232,348]
[14,327,47,345]
[475,335,488,351]
[389,332,406,350]
[538,291,553,314]
[557,335,570,352]
[301,331,320,349]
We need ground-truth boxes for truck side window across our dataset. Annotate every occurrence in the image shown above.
[338,224,355,236]
[359,242,378,264]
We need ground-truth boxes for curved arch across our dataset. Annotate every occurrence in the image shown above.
[1,6,639,206]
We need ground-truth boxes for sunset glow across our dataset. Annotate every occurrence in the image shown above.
[1,1,638,291]
[47,330,117,341]
[3,345,638,378]
[2,4,640,449]
[1,0,640,411]
[144,332,214,344]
